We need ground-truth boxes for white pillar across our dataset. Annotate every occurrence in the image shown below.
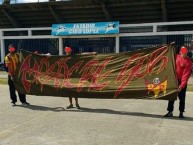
[115,35,119,53]
[153,24,157,33]
[28,29,32,36]
[59,37,63,55]
[0,30,5,62]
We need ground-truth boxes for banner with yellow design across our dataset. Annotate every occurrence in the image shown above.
[14,44,178,100]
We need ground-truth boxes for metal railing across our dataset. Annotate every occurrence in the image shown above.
[1,21,193,62]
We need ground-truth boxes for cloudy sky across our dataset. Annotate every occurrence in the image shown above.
[14,0,63,3]
[0,0,64,4]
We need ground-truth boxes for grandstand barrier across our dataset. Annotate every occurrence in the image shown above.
[1,21,193,62]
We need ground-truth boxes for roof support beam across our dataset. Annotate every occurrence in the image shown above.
[160,0,167,43]
[1,8,22,27]
[48,5,62,23]
[2,0,10,4]
[161,0,167,22]
[101,2,112,21]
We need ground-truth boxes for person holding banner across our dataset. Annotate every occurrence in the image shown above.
[64,46,97,109]
[4,44,30,106]
[164,46,192,118]
[65,46,81,109]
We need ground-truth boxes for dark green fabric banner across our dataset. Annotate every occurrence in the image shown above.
[14,44,178,100]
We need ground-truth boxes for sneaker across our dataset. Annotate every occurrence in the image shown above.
[179,112,184,118]
[164,112,173,117]
[76,104,80,109]
[22,102,30,106]
[66,104,73,109]
[11,102,16,106]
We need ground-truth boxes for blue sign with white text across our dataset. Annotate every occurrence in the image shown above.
[51,22,119,36]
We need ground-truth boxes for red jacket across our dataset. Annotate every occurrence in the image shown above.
[175,54,192,89]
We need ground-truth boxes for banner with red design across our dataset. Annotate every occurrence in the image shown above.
[14,44,178,100]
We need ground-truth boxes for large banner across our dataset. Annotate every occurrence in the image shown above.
[14,44,178,100]
[51,22,119,36]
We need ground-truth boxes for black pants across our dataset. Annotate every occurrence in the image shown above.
[8,75,26,103]
[167,80,187,112]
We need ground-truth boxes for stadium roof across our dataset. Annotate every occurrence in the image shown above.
[0,0,193,28]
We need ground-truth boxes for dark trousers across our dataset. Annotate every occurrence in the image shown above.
[167,80,187,112]
[8,75,26,103]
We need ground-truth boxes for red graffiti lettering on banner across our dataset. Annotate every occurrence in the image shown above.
[115,46,168,98]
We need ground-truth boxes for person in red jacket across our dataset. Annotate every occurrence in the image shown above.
[164,46,192,118]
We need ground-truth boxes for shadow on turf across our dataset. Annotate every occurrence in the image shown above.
[17,105,193,121]
[16,104,65,112]
[68,107,193,121]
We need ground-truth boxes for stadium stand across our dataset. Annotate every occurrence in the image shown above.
[0,0,193,28]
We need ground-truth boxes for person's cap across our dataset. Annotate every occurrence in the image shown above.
[180,46,188,54]
[65,47,72,53]
[9,47,15,52]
